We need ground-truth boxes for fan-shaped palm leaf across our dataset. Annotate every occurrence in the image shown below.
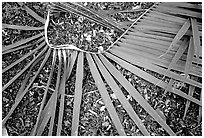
[2,2,202,136]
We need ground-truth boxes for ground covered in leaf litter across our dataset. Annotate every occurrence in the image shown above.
[2,2,202,136]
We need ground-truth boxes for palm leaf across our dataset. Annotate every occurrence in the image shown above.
[50,2,124,33]
[2,23,44,30]
[198,96,202,123]
[146,10,186,24]
[184,37,195,80]
[160,2,202,9]
[164,79,174,95]
[2,47,51,126]
[110,47,201,88]
[3,41,45,73]
[183,76,197,120]
[17,2,46,24]
[191,18,201,64]
[86,53,126,136]
[99,54,176,135]
[57,50,68,135]
[66,51,78,80]
[159,19,190,58]
[3,33,43,53]
[157,38,188,85]
[2,46,48,92]
[105,52,201,106]
[155,4,202,18]
[93,54,150,135]
[2,2,202,136]
[16,53,44,100]
[48,49,62,136]
[73,2,126,30]
[31,49,56,136]
[2,37,44,55]
[36,87,58,135]
[71,52,84,136]
[36,98,52,135]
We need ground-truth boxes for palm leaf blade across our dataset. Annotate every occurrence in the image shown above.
[2,46,48,92]
[99,54,176,136]
[73,2,125,31]
[52,2,124,33]
[18,2,46,24]
[191,18,200,63]
[15,55,44,100]
[56,50,68,135]
[158,38,188,85]
[2,47,51,126]
[3,41,45,73]
[48,49,62,136]
[36,89,57,136]
[2,2,202,136]
[183,81,196,119]
[71,52,84,136]
[93,54,150,136]
[2,23,44,30]
[31,49,56,136]
[66,51,78,80]
[86,53,126,136]
[2,37,44,55]
[105,52,201,106]
[184,37,194,80]
[159,19,190,57]
[156,5,201,18]
[3,33,43,53]
[109,49,201,88]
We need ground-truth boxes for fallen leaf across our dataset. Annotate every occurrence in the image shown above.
[102,121,109,127]
[88,109,98,116]
[100,106,106,111]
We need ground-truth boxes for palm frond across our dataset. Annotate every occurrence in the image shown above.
[184,37,195,80]
[48,49,62,136]
[71,52,84,136]
[31,49,56,136]
[159,19,190,58]
[2,46,50,125]
[191,18,201,63]
[183,76,198,120]
[104,51,201,106]
[3,33,43,53]
[73,2,127,30]
[50,2,124,33]
[3,41,45,73]
[2,2,202,136]
[109,47,201,88]
[17,2,46,24]
[2,37,44,55]
[86,53,126,135]
[93,54,150,135]
[2,23,44,30]
[2,46,48,92]
[57,50,68,135]
[99,54,176,135]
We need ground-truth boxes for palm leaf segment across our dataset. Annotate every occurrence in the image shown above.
[2,2,202,136]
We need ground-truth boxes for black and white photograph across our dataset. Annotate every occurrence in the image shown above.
[1,1,202,136]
